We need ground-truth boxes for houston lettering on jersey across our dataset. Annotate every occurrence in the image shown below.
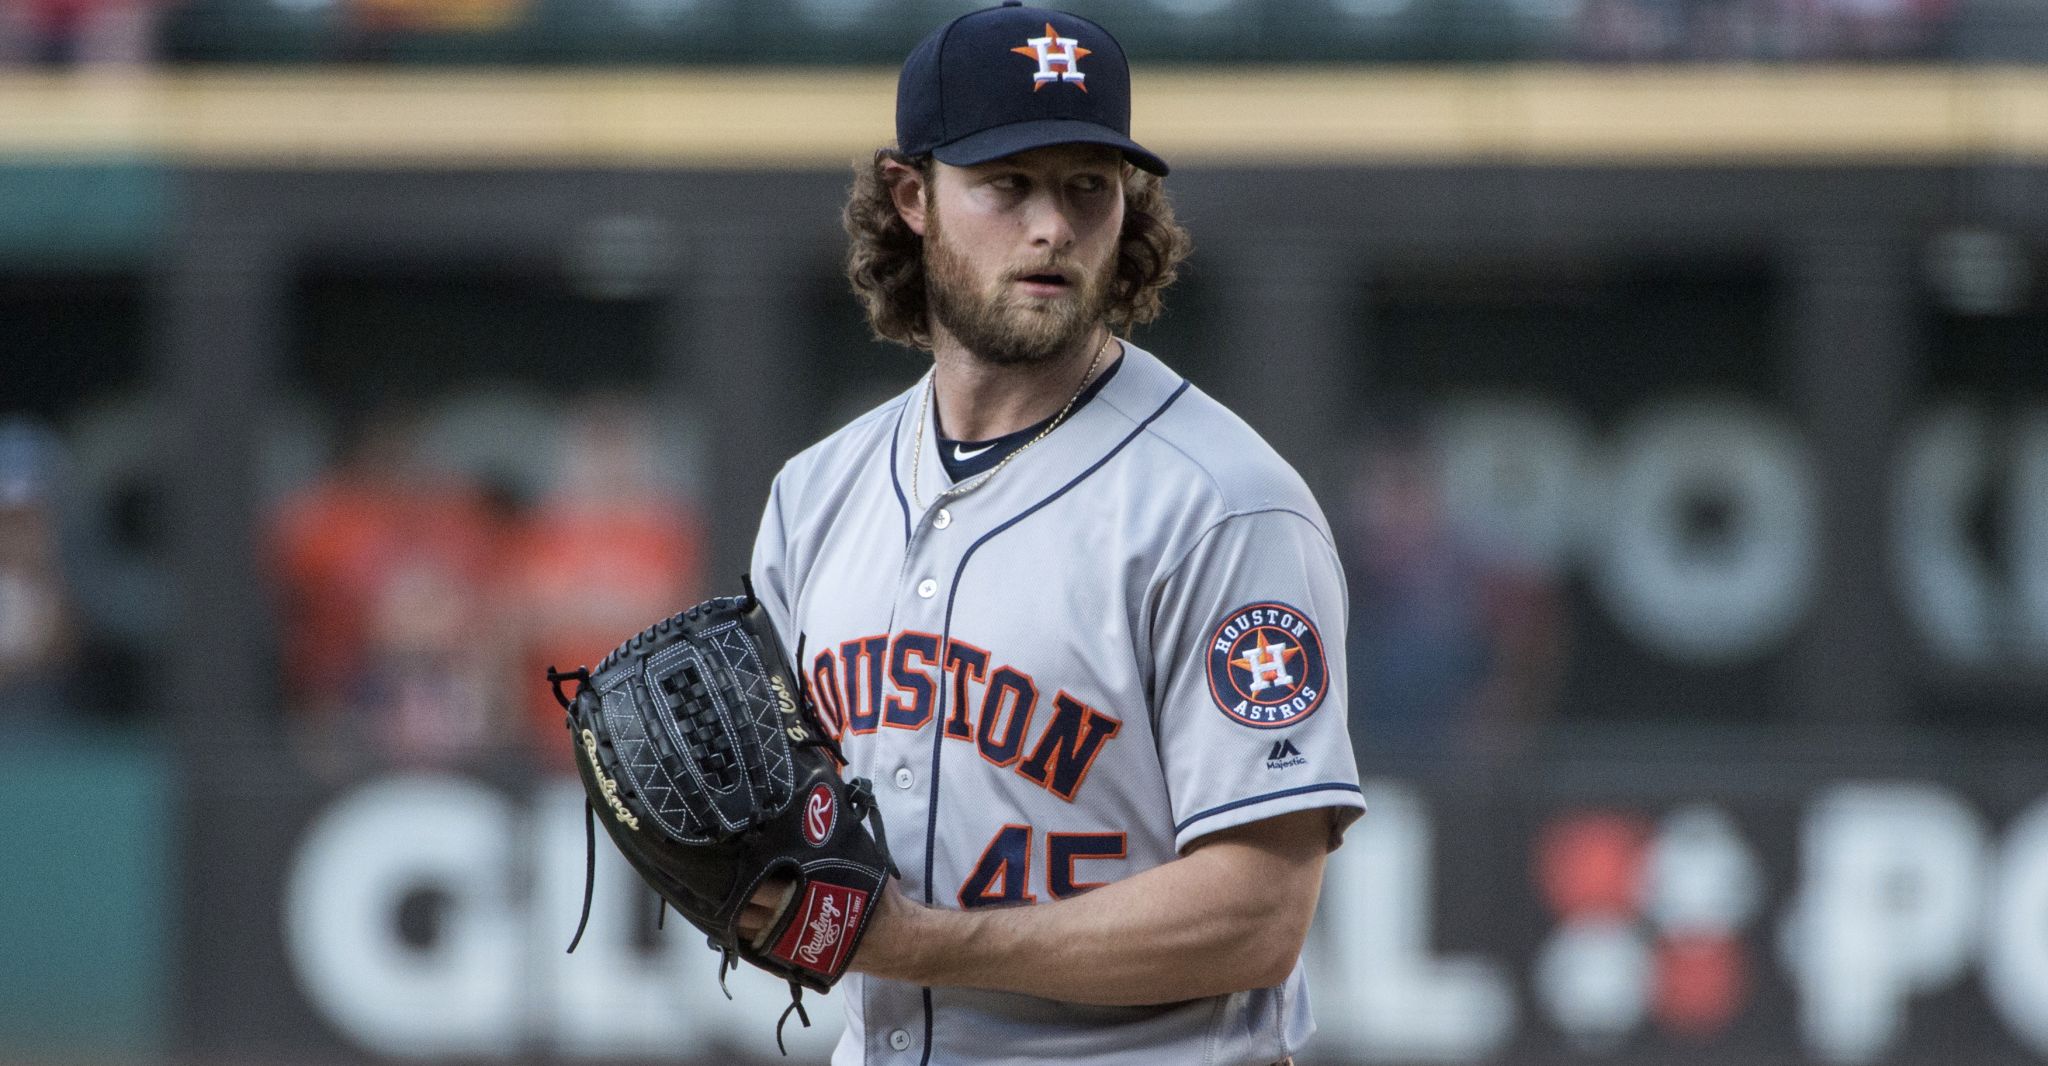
[806,632,1122,802]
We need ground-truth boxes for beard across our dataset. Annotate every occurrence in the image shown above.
[923,210,1115,368]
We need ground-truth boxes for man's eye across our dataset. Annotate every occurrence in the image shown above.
[992,175,1027,191]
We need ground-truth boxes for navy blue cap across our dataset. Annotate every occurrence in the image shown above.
[896,2,1168,176]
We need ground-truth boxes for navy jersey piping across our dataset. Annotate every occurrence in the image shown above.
[915,378,1190,1062]
[1096,385,1226,503]
[919,987,935,1066]
[1174,782,1365,834]
[888,393,914,546]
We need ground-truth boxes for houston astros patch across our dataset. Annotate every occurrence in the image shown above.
[1206,601,1329,728]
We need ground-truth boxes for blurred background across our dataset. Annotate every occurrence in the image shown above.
[3,0,2046,1064]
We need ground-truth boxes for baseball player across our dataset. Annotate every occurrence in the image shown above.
[745,4,1365,1063]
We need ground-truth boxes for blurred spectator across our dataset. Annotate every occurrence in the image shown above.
[1821,0,1954,57]
[0,418,79,725]
[1570,0,1952,59]
[268,396,704,772]
[0,0,171,66]
[1575,0,1683,59]
[348,0,527,32]
[503,398,704,770]
[1341,416,1564,769]
[269,408,512,768]
[335,0,529,60]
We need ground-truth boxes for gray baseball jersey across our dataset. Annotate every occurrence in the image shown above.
[750,342,1365,1066]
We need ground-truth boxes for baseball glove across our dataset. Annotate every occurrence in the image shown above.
[546,578,893,1050]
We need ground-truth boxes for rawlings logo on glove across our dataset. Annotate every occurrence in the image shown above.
[578,729,639,830]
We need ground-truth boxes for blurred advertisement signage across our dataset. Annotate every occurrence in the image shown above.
[281,773,2048,1063]
[282,776,849,1060]
[1436,395,1820,664]
[1435,395,2048,670]
[1323,780,2048,1064]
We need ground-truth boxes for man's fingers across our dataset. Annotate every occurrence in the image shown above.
[739,877,799,946]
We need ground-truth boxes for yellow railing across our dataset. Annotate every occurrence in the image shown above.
[3,67,2045,166]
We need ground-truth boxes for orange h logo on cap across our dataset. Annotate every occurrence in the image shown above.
[1011,22,1091,91]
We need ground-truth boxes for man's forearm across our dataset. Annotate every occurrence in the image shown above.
[852,810,1328,1006]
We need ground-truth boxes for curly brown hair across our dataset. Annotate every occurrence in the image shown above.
[842,148,1193,350]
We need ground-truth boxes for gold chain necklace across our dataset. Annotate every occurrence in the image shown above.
[910,331,1115,511]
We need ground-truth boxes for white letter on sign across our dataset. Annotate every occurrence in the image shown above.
[1782,783,1984,1064]
[2016,410,2048,661]
[1894,406,1999,664]
[1310,782,1514,1061]
[1986,794,2048,1055]
[1435,396,1590,572]
[1593,396,1816,663]
[284,775,521,1058]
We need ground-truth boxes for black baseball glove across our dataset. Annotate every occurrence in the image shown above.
[547,579,893,1050]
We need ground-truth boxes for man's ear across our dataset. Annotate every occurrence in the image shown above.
[884,158,930,237]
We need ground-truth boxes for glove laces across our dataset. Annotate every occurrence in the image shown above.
[776,981,812,1055]
[548,664,599,955]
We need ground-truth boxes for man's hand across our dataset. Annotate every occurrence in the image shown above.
[738,878,798,949]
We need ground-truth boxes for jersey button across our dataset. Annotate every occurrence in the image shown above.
[888,1029,912,1051]
[894,767,914,789]
[916,578,937,599]
[933,507,952,529]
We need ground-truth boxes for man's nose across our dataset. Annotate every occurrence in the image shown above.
[1026,194,1076,251]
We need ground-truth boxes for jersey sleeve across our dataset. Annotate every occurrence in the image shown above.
[748,470,799,650]
[1149,508,1365,854]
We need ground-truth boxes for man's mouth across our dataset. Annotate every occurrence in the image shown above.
[1015,271,1071,296]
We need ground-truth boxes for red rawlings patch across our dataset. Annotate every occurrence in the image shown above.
[769,881,869,977]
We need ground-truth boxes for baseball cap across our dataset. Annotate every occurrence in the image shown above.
[896,2,1169,176]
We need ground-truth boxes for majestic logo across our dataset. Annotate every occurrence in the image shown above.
[802,784,836,846]
[769,881,869,976]
[1206,601,1329,729]
[1267,738,1307,769]
[1010,22,1090,91]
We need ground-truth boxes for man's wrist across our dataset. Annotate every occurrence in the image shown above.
[851,879,917,982]
[855,880,933,983]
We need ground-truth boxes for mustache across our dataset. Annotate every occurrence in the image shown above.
[1006,260,1081,281]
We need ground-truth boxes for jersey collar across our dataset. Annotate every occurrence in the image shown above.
[893,341,1184,517]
